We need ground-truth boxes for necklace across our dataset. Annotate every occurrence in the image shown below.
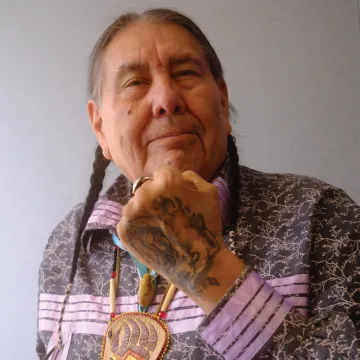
[101,246,177,360]
[101,229,238,360]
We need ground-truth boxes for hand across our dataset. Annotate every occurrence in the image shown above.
[117,166,245,313]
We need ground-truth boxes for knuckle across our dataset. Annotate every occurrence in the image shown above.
[154,166,173,178]
[182,170,196,178]
[154,167,177,189]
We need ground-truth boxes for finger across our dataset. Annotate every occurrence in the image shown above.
[124,187,153,220]
[152,165,182,189]
[132,176,154,198]
[132,176,153,195]
[153,165,182,178]
[182,170,213,191]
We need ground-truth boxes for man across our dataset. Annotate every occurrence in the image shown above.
[37,8,360,360]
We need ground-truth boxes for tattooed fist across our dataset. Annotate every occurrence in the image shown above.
[117,166,245,313]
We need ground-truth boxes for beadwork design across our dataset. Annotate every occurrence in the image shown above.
[101,312,170,360]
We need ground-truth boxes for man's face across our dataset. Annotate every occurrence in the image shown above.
[88,21,231,182]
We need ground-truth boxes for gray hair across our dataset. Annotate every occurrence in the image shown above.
[88,8,224,104]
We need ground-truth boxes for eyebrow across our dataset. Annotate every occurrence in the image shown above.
[168,54,205,68]
[115,54,205,83]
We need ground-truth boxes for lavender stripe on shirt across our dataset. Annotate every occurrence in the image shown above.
[235,300,292,360]
[200,272,292,360]
[94,199,123,214]
[219,289,278,355]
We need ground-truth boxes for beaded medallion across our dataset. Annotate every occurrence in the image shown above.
[101,312,170,360]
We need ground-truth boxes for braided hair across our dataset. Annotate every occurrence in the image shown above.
[55,145,110,348]
[227,134,241,228]
[74,144,110,249]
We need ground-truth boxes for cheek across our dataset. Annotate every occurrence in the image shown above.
[103,107,148,161]
[187,86,224,127]
[103,113,126,150]
[186,87,228,160]
[102,107,127,143]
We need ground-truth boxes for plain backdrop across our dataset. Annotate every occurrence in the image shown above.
[1,0,360,358]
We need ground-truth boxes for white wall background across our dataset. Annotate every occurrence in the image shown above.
[1,0,359,358]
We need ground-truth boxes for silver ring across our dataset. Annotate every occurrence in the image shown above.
[132,176,153,195]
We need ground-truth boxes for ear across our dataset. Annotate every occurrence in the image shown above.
[87,100,112,160]
[218,78,232,135]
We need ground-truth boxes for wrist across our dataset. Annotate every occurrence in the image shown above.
[188,248,246,314]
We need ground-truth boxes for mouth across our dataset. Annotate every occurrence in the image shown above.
[150,131,198,142]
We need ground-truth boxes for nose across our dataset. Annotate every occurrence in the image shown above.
[151,79,185,118]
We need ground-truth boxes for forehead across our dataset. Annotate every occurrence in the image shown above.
[102,21,208,71]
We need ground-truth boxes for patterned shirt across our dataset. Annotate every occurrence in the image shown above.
[37,165,360,359]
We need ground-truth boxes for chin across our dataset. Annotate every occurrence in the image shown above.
[157,149,203,173]
[147,148,224,181]
[163,152,218,180]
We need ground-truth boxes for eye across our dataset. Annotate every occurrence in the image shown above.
[174,70,200,77]
[124,78,148,88]
[126,79,143,87]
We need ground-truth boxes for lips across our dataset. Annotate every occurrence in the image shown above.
[149,131,198,143]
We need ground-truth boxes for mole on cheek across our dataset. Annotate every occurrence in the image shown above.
[127,108,132,115]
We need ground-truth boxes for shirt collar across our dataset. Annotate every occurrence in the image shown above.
[81,158,232,252]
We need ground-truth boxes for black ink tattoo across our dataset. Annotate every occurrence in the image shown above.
[125,196,222,295]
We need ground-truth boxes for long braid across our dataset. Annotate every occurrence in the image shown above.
[227,134,241,227]
[56,145,110,348]
[227,135,241,256]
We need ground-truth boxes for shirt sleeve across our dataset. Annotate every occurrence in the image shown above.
[198,268,293,360]
[197,187,360,360]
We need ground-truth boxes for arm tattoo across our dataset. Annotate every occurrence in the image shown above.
[125,196,222,295]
